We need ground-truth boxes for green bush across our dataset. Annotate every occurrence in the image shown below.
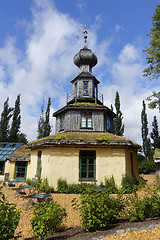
[0,185,21,239]
[72,187,124,231]
[123,187,160,222]
[104,175,119,194]
[57,178,94,194]
[57,178,68,193]
[120,173,138,194]
[139,161,156,174]
[30,200,66,238]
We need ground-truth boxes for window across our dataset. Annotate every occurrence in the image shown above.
[81,112,92,128]
[75,82,77,97]
[0,161,5,175]
[36,151,42,176]
[83,81,89,95]
[107,116,111,130]
[79,150,96,180]
[60,116,64,131]
[130,152,134,176]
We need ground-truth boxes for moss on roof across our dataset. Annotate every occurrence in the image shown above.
[9,145,31,158]
[29,132,139,147]
[154,148,160,158]
[70,102,101,107]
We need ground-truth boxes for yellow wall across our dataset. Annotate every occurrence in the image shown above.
[27,146,138,189]
[5,161,15,179]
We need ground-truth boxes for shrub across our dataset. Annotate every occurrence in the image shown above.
[0,184,21,239]
[39,178,52,193]
[120,173,138,194]
[104,175,119,193]
[30,199,66,238]
[72,186,124,231]
[57,178,93,194]
[123,187,160,222]
[27,177,53,193]
[57,178,68,193]
[139,161,156,174]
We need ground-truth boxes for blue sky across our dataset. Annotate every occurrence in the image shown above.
[0,0,159,143]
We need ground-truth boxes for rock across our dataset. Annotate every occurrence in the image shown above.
[116,229,125,234]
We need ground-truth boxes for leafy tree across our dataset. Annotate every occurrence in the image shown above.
[9,94,21,142]
[150,115,160,149]
[141,100,152,161]
[37,97,52,139]
[143,5,160,110]
[146,91,160,112]
[113,91,124,136]
[143,5,160,80]
[0,98,13,142]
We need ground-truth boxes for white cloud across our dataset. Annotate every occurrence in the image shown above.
[115,24,124,33]
[102,43,160,145]
[0,0,158,145]
[0,0,110,141]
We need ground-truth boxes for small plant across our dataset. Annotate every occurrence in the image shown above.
[57,178,91,194]
[104,175,119,193]
[0,184,21,239]
[30,199,66,239]
[26,178,32,185]
[39,177,52,192]
[123,186,160,222]
[72,186,124,231]
[120,173,138,194]
[57,178,68,193]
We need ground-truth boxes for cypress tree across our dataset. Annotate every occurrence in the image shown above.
[37,97,52,139]
[141,100,152,160]
[37,99,45,139]
[44,97,51,137]
[9,94,21,142]
[114,91,124,136]
[150,116,160,149]
[0,98,13,142]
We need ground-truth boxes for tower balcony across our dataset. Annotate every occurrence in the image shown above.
[66,88,103,105]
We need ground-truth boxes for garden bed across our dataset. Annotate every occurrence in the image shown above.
[1,174,160,240]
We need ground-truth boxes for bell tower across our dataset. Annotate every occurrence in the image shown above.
[53,30,115,134]
[68,29,103,105]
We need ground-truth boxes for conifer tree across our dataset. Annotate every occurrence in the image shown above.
[114,91,124,136]
[141,100,152,160]
[150,116,160,149]
[37,97,52,139]
[0,98,13,142]
[9,94,21,142]
[44,97,51,137]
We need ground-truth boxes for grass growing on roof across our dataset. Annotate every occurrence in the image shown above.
[29,132,126,144]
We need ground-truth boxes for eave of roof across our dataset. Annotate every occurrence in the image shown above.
[28,132,141,150]
[71,72,100,84]
[53,103,116,117]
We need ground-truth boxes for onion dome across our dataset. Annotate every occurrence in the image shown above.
[73,30,98,73]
